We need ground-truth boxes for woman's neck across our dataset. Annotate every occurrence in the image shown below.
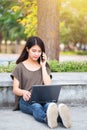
[22,58,41,71]
[26,58,38,65]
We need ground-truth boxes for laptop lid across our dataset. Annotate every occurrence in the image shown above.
[29,85,61,104]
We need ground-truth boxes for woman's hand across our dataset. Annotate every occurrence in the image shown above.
[40,52,47,67]
[23,90,31,101]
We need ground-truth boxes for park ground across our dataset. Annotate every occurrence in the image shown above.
[0,105,87,130]
[0,53,87,62]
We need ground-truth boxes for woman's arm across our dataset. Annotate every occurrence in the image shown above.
[13,77,31,101]
[40,53,52,85]
[42,66,52,85]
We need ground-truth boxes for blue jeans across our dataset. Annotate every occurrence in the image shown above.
[19,97,50,123]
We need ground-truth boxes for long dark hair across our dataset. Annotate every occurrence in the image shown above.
[16,36,45,64]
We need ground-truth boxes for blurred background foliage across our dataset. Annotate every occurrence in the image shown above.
[0,0,87,53]
[0,60,87,72]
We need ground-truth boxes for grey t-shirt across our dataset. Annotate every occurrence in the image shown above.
[11,62,51,110]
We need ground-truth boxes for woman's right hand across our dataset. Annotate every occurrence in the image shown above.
[22,90,31,101]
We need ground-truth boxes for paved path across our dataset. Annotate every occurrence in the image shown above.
[0,106,87,130]
[59,55,87,62]
[0,54,87,63]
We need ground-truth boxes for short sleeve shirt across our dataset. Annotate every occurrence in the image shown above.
[11,62,51,110]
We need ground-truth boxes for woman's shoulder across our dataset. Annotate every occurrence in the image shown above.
[16,62,23,67]
[14,62,23,70]
[11,62,23,80]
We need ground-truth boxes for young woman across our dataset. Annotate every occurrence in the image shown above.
[11,36,71,128]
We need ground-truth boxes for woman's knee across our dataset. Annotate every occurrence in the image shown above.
[31,103,42,110]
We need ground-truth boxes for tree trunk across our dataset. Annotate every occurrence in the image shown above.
[37,0,59,60]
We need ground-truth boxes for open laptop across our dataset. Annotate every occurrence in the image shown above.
[29,85,61,104]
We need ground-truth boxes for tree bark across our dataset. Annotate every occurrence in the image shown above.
[37,0,59,60]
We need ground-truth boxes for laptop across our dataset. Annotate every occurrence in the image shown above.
[29,85,61,104]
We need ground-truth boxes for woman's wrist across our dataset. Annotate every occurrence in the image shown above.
[41,64,46,69]
[22,90,27,96]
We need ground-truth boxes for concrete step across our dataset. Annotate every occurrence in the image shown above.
[0,72,87,107]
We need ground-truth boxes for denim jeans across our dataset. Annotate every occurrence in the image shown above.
[19,97,50,123]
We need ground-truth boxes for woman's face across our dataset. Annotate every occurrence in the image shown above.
[27,45,42,61]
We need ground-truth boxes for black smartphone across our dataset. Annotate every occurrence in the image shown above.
[41,53,44,61]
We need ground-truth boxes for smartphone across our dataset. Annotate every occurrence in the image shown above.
[41,53,43,61]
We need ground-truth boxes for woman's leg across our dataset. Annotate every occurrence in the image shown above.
[19,97,33,115]
[19,97,46,123]
[31,103,46,123]
[19,98,58,128]
[43,103,50,112]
